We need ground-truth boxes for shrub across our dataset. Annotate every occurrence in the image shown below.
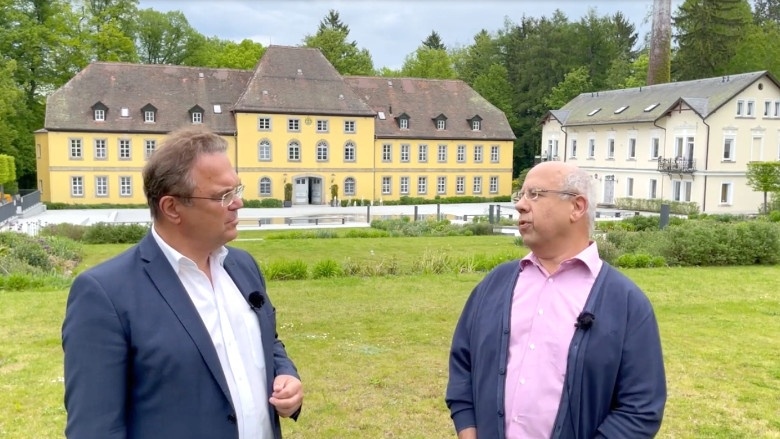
[311,259,343,279]
[768,210,780,222]
[40,223,88,241]
[83,223,149,244]
[596,238,621,265]
[242,198,283,208]
[661,221,780,266]
[262,259,309,280]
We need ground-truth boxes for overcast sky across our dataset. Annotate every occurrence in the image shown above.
[138,0,684,70]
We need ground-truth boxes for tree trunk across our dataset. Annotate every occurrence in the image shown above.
[648,0,672,85]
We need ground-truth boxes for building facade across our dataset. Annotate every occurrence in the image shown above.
[35,46,515,205]
[541,71,780,214]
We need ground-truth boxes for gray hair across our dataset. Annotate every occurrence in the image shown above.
[143,126,228,220]
[561,167,596,235]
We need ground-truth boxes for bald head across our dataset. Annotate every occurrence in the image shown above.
[526,161,596,234]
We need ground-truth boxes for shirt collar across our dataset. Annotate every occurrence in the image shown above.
[520,241,601,277]
[151,224,228,271]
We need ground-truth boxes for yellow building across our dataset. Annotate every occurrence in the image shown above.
[36,46,515,205]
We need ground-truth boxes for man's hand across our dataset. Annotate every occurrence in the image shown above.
[458,427,477,439]
[269,374,303,418]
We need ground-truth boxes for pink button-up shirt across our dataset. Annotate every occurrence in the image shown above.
[504,242,602,438]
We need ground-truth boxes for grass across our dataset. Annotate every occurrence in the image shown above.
[1,236,779,438]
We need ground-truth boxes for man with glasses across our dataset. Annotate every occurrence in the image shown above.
[446,161,666,438]
[63,126,303,439]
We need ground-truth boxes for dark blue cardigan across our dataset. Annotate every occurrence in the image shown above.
[446,260,666,438]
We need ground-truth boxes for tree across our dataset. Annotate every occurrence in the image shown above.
[753,0,780,24]
[0,154,17,200]
[186,37,265,69]
[451,29,502,85]
[543,66,592,110]
[672,0,752,80]
[0,60,22,162]
[136,9,202,65]
[472,64,517,128]
[82,0,140,62]
[303,9,374,75]
[746,161,780,213]
[422,30,446,50]
[399,47,455,79]
[648,0,672,85]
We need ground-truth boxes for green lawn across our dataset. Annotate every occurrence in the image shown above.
[1,235,779,438]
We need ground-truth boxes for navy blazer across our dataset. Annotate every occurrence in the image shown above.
[62,233,300,439]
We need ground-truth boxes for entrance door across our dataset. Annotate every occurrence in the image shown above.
[294,178,308,205]
[604,175,615,204]
[311,178,322,204]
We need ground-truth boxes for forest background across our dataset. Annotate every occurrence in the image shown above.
[2,0,780,192]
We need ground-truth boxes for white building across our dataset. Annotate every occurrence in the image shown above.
[541,71,780,214]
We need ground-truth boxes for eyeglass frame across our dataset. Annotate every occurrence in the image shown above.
[177,184,245,207]
[512,188,580,202]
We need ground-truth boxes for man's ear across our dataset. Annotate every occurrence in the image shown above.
[159,196,183,224]
[570,195,588,223]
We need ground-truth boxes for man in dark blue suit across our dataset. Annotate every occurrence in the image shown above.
[62,126,303,439]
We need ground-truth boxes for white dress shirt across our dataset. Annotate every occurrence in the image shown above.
[152,227,273,439]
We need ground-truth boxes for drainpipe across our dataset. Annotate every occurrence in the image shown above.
[652,118,668,198]
[560,124,567,162]
[701,117,711,213]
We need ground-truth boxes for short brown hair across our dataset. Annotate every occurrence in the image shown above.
[143,126,228,219]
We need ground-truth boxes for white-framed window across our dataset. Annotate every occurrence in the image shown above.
[418,144,428,162]
[288,118,300,131]
[144,110,155,123]
[316,119,328,132]
[626,177,634,197]
[316,141,329,161]
[649,179,657,199]
[570,139,577,158]
[94,139,107,159]
[438,144,447,162]
[489,176,498,194]
[672,180,692,202]
[650,137,660,159]
[720,182,733,205]
[456,176,465,194]
[737,99,755,117]
[547,139,559,160]
[765,100,772,117]
[94,109,105,121]
[258,117,271,130]
[588,138,596,158]
[472,120,481,130]
[490,145,499,163]
[259,177,271,196]
[737,100,744,116]
[400,144,410,162]
[437,176,446,194]
[607,138,615,159]
[70,176,83,197]
[344,120,356,133]
[119,176,132,197]
[119,139,131,160]
[69,138,82,159]
[723,136,735,161]
[95,176,108,197]
[382,143,392,162]
[258,140,271,161]
[457,145,466,162]
[437,119,446,130]
[400,176,409,194]
[344,177,356,196]
[191,111,202,124]
[145,140,156,159]
[627,138,636,159]
[344,141,356,162]
[287,141,300,161]
[382,176,392,195]
[473,176,482,194]
[775,102,780,117]
[399,118,409,129]
[474,145,483,163]
[747,100,755,117]
[417,176,427,194]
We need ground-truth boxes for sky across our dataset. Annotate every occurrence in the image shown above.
[138,0,684,70]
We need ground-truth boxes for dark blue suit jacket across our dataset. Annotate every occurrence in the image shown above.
[62,233,299,439]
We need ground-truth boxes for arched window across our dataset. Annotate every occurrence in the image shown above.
[344,141,356,162]
[258,140,271,161]
[316,141,329,161]
[259,177,271,196]
[288,141,300,161]
[344,177,356,196]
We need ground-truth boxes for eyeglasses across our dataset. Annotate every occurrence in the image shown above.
[512,188,579,202]
[181,184,244,207]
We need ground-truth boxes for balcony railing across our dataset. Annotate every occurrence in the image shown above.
[658,157,696,173]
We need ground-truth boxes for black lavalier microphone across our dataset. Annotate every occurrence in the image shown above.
[575,311,595,330]
[248,291,265,310]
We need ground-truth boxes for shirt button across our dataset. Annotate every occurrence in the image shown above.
[538,309,544,315]
[499,368,506,375]
[548,278,553,283]
[520,378,525,385]
[530,343,535,350]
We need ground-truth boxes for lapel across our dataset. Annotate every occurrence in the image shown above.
[139,234,233,404]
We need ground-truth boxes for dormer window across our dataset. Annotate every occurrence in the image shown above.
[94,109,105,121]
[433,114,448,130]
[120,107,130,118]
[189,105,204,124]
[91,101,108,122]
[396,113,410,130]
[141,103,157,123]
[614,106,628,114]
[587,108,601,116]
[468,115,483,131]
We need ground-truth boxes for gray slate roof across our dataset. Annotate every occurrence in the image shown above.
[550,71,776,126]
[234,46,375,116]
[344,76,515,140]
[45,62,252,134]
